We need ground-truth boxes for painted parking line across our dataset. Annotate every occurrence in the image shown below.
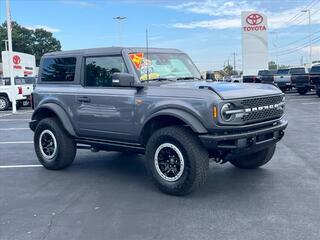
[0,128,30,131]
[0,113,12,118]
[0,164,42,169]
[301,102,320,105]
[0,141,33,144]
[0,119,30,121]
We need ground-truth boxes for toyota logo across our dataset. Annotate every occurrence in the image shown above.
[246,14,263,26]
[13,55,21,65]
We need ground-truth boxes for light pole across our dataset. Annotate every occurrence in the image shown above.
[113,16,126,46]
[302,9,312,65]
[6,0,16,113]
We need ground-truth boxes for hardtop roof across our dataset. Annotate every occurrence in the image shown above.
[43,47,184,58]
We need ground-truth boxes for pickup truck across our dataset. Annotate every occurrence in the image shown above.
[290,67,311,95]
[273,68,291,92]
[309,65,320,97]
[15,77,35,106]
[30,47,287,195]
[0,78,27,111]
[257,70,277,84]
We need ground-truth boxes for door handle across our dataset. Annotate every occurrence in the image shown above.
[77,96,91,103]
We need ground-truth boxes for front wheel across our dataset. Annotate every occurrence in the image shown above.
[0,96,9,111]
[316,90,320,97]
[34,117,76,170]
[145,126,209,196]
[228,145,276,169]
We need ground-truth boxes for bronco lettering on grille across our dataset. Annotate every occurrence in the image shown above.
[244,103,282,113]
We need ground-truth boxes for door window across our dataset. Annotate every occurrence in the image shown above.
[84,56,128,87]
[41,57,76,82]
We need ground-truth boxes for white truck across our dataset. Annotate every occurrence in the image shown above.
[0,77,33,111]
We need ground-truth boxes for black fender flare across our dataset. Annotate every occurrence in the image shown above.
[143,108,208,134]
[31,103,76,136]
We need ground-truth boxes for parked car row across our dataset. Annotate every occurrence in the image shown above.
[0,76,36,111]
[243,65,320,97]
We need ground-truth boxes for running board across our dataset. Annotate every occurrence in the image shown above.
[75,138,145,153]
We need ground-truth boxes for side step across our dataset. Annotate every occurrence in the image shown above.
[75,138,145,154]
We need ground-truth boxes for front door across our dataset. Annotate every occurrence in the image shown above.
[75,55,137,142]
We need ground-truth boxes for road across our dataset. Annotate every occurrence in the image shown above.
[0,92,320,240]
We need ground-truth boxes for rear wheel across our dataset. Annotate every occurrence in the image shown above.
[145,126,209,195]
[0,96,9,111]
[34,117,76,170]
[316,90,320,97]
[297,87,308,95]
[228,145,276,169]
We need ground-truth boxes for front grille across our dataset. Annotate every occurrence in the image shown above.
[240,95,284,124]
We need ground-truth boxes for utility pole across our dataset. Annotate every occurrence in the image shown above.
[6,0,16,113]
[302,9,312,65]
[233,52,236,73]
[113,16,126,46]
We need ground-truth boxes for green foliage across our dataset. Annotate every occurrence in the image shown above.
[0,21,61,65]
[268,61,277,70]
[223,64,236,76]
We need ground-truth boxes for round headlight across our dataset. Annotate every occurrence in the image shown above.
[220,103,235,122]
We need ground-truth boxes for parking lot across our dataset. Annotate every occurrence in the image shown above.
[0,91,319,240]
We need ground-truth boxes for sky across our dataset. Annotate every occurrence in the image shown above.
[1,0,320,71]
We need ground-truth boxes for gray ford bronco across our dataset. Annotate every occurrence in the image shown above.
[30,47,288,195]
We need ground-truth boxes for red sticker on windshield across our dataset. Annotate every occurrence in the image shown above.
[129,53,144,70]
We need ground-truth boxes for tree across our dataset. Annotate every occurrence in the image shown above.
[268,61,278,70]
[223,64,236,76]
[0,21,61,65]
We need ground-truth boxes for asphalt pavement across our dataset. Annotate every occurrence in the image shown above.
[0,92,320,240]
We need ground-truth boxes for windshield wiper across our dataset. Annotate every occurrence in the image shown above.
[144,77,175,82]
[176,77,202,81]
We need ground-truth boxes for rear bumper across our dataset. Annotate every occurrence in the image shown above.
[199,120,288,152]
[274,81,291,88]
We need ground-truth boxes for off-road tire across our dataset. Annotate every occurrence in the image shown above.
[228,145,276,169]
[34,117,76,170]
[297,87,308,95]
[145,126,209,196]
[0,96,9,111]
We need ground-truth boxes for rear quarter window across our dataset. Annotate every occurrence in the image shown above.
[41,57,77,82]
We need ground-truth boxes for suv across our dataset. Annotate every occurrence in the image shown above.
[30,47,288,195]
[0,77,26,111]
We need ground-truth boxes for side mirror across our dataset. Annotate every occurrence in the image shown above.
[112,73,135,87]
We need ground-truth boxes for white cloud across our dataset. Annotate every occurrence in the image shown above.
[172,18,240,30]
[60,0,96,7]
[167,0,259,17]
[26,25,61,33]
[168,0,320,30]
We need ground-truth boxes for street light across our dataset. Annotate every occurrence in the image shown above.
[6,0,16,113]
[113,16,126,46]
[301,9,312,65]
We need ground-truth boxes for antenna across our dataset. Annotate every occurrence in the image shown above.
[146,28,149,80]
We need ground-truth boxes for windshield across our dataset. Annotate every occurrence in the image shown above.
[311,66,320,74]
[277,69,289,75]
[289,68,306,74]
[128,52,201,81]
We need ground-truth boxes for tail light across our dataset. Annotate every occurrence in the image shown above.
[18,86,23,95]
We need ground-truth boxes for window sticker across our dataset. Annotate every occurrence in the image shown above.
[129,53,144,70]
[140,72,160,81]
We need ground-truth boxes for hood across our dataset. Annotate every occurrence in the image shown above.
[161,81,282,100]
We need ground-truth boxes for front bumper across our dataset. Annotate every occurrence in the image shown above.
[199,120,288,152]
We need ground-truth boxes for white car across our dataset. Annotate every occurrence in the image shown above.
[0,78,29,111]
